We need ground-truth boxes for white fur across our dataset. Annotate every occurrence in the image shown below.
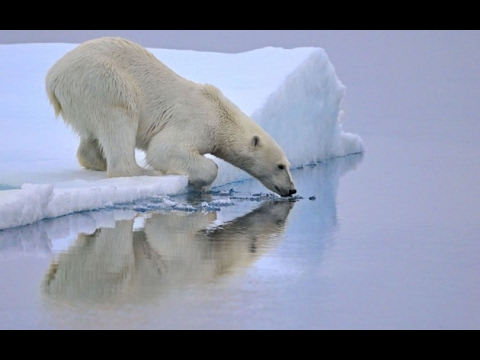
[45,37,296,196]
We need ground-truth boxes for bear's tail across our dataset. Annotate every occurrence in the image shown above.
[45,81,62,118]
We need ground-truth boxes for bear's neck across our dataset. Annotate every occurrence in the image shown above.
[212,126,254,171]
[203,86,256,169]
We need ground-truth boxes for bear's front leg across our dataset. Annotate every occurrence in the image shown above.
[147,139,218,191]
[187,156,219,192]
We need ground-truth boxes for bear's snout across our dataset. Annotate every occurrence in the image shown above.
[276,186,297,197]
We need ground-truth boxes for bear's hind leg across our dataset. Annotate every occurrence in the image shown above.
[77,136,107,171]
[96,108,161,178]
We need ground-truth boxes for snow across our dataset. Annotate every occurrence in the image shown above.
[0,43,363,230]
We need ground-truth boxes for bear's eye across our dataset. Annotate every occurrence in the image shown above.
[278,164,286,170]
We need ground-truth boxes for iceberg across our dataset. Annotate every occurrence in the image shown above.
[0,43,363,230]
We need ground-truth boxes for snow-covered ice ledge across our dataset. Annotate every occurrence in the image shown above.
[0,176,188,230]
[0,44,363,230]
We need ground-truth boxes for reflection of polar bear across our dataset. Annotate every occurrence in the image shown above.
[42,201,294,304]
[45,37,296,197]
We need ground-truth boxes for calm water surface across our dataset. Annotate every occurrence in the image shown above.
[0,154,362,329]
[1,136,479,329]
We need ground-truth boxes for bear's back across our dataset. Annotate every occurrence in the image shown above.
[48,37,177,79]
[46,37,192,119]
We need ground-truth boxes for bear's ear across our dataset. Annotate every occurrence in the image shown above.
[251,135,260,149]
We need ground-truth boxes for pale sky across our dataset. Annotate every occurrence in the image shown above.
[1,30,476,54]
[1,30,342,52]
[3,31,478,85]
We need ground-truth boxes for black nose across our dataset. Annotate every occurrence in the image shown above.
[289,189,297,196]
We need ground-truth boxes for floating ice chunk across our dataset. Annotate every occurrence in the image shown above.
[209,198,233,207]
[163,197,178,207]
[174,204,198,212]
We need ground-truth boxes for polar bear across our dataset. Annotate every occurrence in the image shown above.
[45,37,297,197]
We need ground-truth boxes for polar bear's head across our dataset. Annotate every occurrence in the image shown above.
[244,133,297,197]
[203,84,297,197]
[217,123,297,197]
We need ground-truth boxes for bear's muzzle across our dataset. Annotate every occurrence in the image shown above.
[276,186,297,197]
